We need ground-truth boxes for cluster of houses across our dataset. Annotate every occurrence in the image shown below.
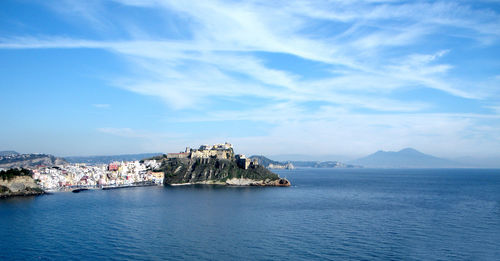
[31,160,163,191]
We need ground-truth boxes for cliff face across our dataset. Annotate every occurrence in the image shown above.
[159,158,290,186]
[0,176,44,198]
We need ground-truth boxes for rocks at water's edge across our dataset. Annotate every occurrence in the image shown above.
[225,177,291,186]
[0,176,44,198]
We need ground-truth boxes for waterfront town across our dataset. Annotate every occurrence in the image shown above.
[0,143,259,191]
[31,159,164,191]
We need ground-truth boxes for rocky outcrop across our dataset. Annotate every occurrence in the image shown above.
[249,155,295,170]
[0,176,44,198]
[225,177,291,186]
[267,162,295,170]
[159,158,290,186]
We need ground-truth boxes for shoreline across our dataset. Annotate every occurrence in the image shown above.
[167,177,291,187]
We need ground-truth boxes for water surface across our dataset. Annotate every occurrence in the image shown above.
[1,168,499,260]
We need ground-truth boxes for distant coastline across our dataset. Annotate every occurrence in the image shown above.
[1,145,498,199]
[0,143,291,198]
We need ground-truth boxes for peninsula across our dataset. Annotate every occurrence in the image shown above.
[155,143,290,186]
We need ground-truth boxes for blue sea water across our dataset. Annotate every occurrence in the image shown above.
[1,168,500,260]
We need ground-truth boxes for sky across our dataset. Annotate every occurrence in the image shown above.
[1,0,500,159]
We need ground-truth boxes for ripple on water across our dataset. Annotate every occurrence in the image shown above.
[1,169,500,260]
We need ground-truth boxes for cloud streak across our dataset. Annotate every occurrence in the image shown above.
[2,0,500,157]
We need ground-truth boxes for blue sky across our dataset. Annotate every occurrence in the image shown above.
[1,0,500,158]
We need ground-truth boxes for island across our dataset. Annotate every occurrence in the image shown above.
[153,143,291,186]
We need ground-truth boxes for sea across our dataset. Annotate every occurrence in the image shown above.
[1,168,500,260]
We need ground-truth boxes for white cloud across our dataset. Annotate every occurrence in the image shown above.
[1,1,490,103]
[227,112,500,158]
[2,0,500,156]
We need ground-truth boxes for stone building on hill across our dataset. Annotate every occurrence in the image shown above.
[167,142,235,160]
[235,154,259,170]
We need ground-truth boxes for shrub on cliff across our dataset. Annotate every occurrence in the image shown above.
[160,158,280,184]
[0,185,9,193]
[0,168,32,181]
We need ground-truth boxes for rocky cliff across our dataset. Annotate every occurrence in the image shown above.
[159,158,290,186]
[0,176,44,198]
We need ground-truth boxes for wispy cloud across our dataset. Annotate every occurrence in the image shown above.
[2,1,493,102]
[2,0,500,156]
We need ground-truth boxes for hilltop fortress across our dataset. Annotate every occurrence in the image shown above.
[159,143,289,186]
[166,142,258,170]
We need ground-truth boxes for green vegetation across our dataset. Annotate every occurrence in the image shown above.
[0,154,47,164]
[249,155,286,167]
[149,154,168,161]
[24,186,44,193]
[160,158,280,184]
[0,185,9,193]
[0,168,32,181]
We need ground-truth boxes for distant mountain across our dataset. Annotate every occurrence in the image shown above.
[0,151,19,156]
[0,153,67,169]
[350,148,462,168]
[249,155,358,169]
[64,153,164,164]
[249,155,294,169]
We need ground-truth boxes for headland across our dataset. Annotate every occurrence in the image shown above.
[156,143,290,186]
[0,143,290,198]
